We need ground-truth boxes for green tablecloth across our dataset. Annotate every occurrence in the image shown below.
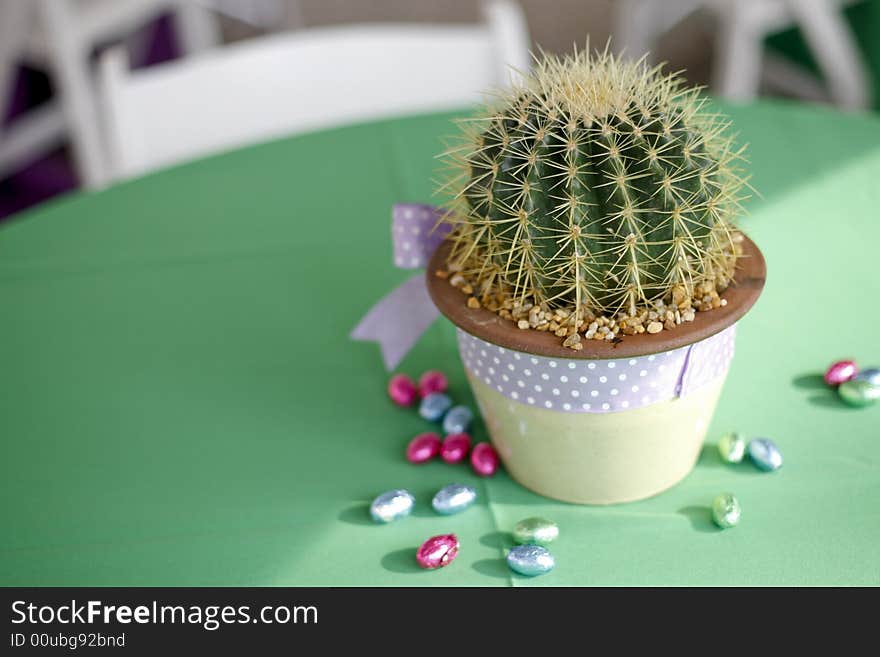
[1,101,878,586]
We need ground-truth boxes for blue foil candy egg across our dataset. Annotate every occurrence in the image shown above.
[432,483,477,515]
[419,392,453,422]
[747,438,783,472]
[507,545,555,577]
[370,489,415,523]
[442,405,474,434]
[853,367,880,388]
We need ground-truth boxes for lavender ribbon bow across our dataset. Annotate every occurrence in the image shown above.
[350,204,452,370]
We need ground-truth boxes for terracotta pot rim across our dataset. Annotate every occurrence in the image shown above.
[426,233,766,359]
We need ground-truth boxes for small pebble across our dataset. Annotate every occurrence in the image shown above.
[440,432,472,463]
[711,493,741,529]
[824,360,858,386]
[748,438,783,472]
[388,374,418,407]
[416,534,459,569]
[419,370,448,398]
[838,378,880,407]
[432,483,477,515]
[513,517,559,546]
[470,442,500,477]
[647,321,663,334]
[419,392,453,422]
[442,405,474,434]
[406,432,441,464]
[853,367,880,388]
[506,545,555,576]
[370,489,415,524]
[717,431,746,464]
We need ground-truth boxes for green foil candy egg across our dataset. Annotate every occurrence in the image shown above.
[838,379,880,407]
[711,493,741,529]
[717,432,746,464]
[513,517,559,546]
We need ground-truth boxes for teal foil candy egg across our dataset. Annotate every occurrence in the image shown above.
[853,367,880,388]
[748,438,783,472]
[442,405,474,435]
[507,545,555,576]
[512,517,559,546]
[419,393,453,422]
[432,483,477,515]
[711,493,741,529]
[839,378,880,407]
[370,489,415,524]
[717,432,746,464]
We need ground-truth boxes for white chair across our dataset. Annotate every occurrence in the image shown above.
[613,0,871,110]
[0,0,219,188]
[97,0,532,182]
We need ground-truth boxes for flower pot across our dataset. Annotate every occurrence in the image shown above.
[427,235,766,505]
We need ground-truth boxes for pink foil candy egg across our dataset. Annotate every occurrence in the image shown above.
[388,374,418,407]
[406,432,441,464]
[419,370,448,398]
[824,360,858,386]
[470,442,500,477]
[416,533,459,569]
[440,432,472,464]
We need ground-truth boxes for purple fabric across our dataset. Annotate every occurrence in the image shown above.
[457,326,736,413]
[391,203,451,269]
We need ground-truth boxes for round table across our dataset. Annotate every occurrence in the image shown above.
[2,101,878,586]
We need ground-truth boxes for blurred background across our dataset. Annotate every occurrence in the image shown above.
[2,0,878,220]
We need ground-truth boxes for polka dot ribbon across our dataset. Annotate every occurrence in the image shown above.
[392,204,452,269]
[457,325,736,413]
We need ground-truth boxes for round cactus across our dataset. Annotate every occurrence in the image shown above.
[439,48,748,321]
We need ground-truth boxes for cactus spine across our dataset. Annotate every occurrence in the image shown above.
[440,48,748,322]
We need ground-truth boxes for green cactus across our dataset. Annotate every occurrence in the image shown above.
[440,48,747,321]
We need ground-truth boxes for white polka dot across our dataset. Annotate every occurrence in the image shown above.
[544,401,553,408]
[631,385,639,392]
[517,380,525,388]
[477,360,483,367]
[607,362,616,369]
[591,390,599,397]
[629,359,638,365]
[588,363,596,370]
[496,385,503,392]
[579,376,588,383]
[502,374,509,382]
[534,385,542,392]
[640,370,647,377]
[659,365,665,372]
[648,355,656,361]
[507,363,515,371]
[514,353,521,360]
[493,357,500,364]
[599,376,607,383]
[402,242,412,251]
[531,358,539,365]
[527,397,535,404]
[582,403,591,410]
[563,403,571,411]
[642,396,651,404]
[618,373,627,381]
[499,347,506,354]
[524,369,532,376]
[560,375,568,383]
[473,369,480,376]
[650,381,658,388]
[621,401,630,408]
[610,388,618,395]
[549,361,557,368]
[552,388,560,396]
[489,367,495,375]
[571,390,580,398]
[484,377,491,385]
[481,350,487,357]
[541,373,549,380]
[568,362,576,369]
[511,391,519,399]
[602,403,610,410]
